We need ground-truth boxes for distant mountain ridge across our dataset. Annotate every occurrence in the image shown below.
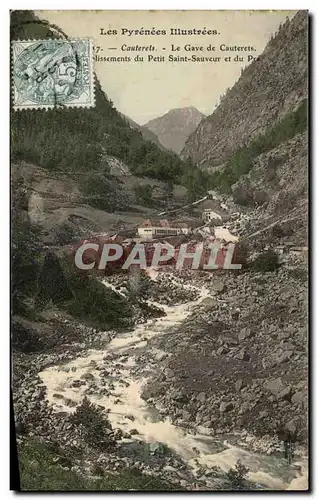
[144,106,205,155]
[120,114,167,151]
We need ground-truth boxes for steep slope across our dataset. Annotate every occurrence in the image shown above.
[11,10,214,231]
[120,114,166,151]
[232,132,308,211]
[234,132,308,246]
[145,107,205,155]
[11,11,197,190]
[181,11,308,169]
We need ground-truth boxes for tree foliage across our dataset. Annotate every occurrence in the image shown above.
[180,158,212,201]
[18,438,178,491]
[11,176,42,314]
[62,266,133,329]
[69,397,113,450]
[134,184,154,206]
[226,460,250,490]
[250,248,280,272]
[10,10,211,203]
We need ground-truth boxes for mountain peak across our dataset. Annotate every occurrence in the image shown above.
[144,106,205,155]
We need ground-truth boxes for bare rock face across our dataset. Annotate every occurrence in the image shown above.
[144,106,205,155]
[232,132,308,246]
[232,132,308,212]
[181,12,308,169]
[105,155,131,176]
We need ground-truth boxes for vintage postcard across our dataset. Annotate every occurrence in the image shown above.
[11,9,308,492]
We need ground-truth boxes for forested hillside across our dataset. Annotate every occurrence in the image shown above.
[144,107,205,155]
[11,10,209,199]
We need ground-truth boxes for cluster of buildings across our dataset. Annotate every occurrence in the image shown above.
[136,200,228,241]
[72,200,242,273]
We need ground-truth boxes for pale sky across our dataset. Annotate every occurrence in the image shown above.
[36,10,296,124]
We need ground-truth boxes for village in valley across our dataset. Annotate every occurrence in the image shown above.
[73,193,245,272]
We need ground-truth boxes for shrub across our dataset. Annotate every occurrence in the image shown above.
[53,223,79,246]
[134,184,154,207]
[233,242,249,269]
[12,223,43,314]
[79,174,120,212]
[11,177,43,314]
[127,270,150,301]
[35,251,74,309]
[69,397,113,450]
[288,266,308,282]
[63,265,133,329]
[11,317,42,353]
[226,460,250,490]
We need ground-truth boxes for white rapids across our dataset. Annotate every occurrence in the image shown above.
[39,271,308,491]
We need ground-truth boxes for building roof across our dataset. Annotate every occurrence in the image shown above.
[139,218,171,228]
[139,219,153,228]
[139,218,192,229]
[203,210,222,220]
[163,236,187,247]
[160,219,170,227]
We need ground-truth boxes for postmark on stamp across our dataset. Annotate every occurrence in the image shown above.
[12,39,95,110]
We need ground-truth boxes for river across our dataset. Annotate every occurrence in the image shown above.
[39,270,308,491]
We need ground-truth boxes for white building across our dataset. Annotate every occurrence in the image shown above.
[137,219,191,240]
[202,209,222,223]
[196,199,224,223]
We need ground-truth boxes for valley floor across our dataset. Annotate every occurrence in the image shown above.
[13,263,308,491]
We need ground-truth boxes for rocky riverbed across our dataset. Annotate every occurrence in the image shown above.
[142,268,308,441]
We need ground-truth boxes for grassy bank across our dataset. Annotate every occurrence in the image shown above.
[18,439,180,491]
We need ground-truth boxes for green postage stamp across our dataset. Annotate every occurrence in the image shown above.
[12,39,94,109]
